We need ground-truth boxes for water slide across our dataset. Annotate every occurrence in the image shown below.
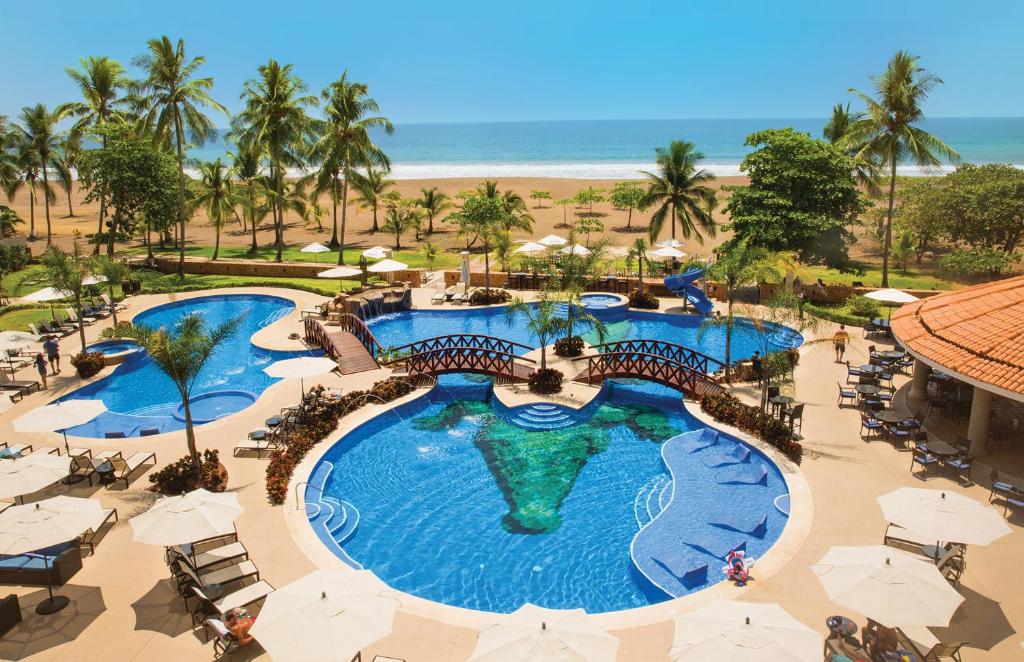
[664,268,714,315]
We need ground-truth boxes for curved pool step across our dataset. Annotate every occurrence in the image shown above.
[633,475,668,529]
[506,403,579,430]
[645,475,671,524]
[774,494,791,517]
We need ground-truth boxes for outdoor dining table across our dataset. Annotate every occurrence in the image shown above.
[871,318,892,328]
[924,439,960,457]
[876,350,905,361]
[769,395,794,418]
[856,384,881,397]
[860,364,885,374]
[878,411,905,424]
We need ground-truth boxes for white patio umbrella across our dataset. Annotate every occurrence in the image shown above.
[537,234,568,247]
[812,545,964,627]
[0,454,70,501]
[367,258,408,275]
[560,243,591,256]
[264,356,339,396]
[81,274,108,286]
[0,496,105,614]
[0,331,41,350]
[0,394,12,414]
[470,603,619,662]
[21,287,72,303]
[657,238,683,249]
[671,599,821,661]
[878,488,1011,553]
[515,241,548,255]
[301,242,332,263]
[14,400,107,458]
[361,246,389,260]
[250,569,399,662]
[865,288,920,319]
[317,266,363,292]
[651,246,686,260]
[129,489,243,546]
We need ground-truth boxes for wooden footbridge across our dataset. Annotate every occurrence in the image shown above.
[573,339,724,399]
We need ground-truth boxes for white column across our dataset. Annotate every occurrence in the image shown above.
[909,360,932,401]
[967,388,993,456]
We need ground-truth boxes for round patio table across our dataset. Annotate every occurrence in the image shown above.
[877,350,904,361]
[265,416,284,428]
[878,411,905,424]
[856,384,881,396]
[860,364,884,374]
[769,395,795,418]
[924,440,960,457]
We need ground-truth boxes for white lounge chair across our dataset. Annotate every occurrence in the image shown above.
[106,451,157,487]
[450,282,467,304]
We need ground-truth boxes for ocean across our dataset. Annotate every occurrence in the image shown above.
[187,117,1024,179]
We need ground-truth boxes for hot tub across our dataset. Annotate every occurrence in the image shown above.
[173,390,257,424]
[86,339,145,366]
[578,293,628,322]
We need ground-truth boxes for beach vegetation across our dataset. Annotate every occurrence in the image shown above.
[529,189,552,208]
[641,140,717,245]
[381,196,422,249]
[572,186,605,214]
[609,181,648,229]
[841,51,959,287]
[13,103,74,246]
[939,163,1024,254]
[937,248,1017,279]
[724,128,864,268]
[824,102,882,197]
[189,159,238,260]
[350,166,395,236]
[415,186,452,235]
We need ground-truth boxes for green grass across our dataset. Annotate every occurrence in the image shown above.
[139,273,362,297]
[126,244,462,269]
[1,265,50,297]
[795,264,959,291]
[0,307,58,332]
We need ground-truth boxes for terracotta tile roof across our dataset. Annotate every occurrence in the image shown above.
[891,275,1024,399]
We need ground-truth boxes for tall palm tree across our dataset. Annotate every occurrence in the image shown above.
[133,36,226,277]
[65,56,130,251]
[229,145,265,253]
[17,104,70,246]
[842,51,959,287]
[504,292,569,372]
[233,59,315,262]
[417,186,451,235]
[5,137,44,240]
[351,166,394,235]
[642,140,717,244]
[191,159,237,260]
[56,131,82,217]
[824,102,882,198]
[311,72,393,263]
[0,116,18,197]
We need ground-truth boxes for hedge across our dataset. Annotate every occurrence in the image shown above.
[699,391,803,464]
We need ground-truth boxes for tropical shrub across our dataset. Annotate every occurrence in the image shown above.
[469,288,511,305]
[100,321,135,339]
[937,249,1017,279]
[0,245,30,274]
[846,295,881,319]
[528,368,564,394]
[628,288,659,309]
[699,391,802,463]
[70,352,105,378]
[553,335,584,357]
[149,449,226,494]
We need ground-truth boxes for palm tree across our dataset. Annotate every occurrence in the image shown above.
[824,102,882,197]
[124,313,241,482]
[842,51,959,287]
[41,245,91,353]
[351,166,394,235]
[191,159,237,260]
[233,59,314,262]
[56,131,82,217]
[88,255,131,325]
[65,56,130,251]
[6,137,44,240]
[17,104,71,246]
[628,238,649,292]
[0,116,18,198]
[133,36,227,277]
[229,145,265,253]
[504,292,569,371]
[311,72,393,263]
[417,186,452,235]
[703,241,783,383]
[642,140,717,244]
[422,241,439,270]
[381,198,421,249]
[558,286,607,345]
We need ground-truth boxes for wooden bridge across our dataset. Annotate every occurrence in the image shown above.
[384,334,534,358]
[304,316,381,375]
[590,339,725,374]
[379,334,536,383]
[573,351,724,399]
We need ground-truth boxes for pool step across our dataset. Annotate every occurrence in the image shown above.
[634,474,671,529]
[507,404,578,430]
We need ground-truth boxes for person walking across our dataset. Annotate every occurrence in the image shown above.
[43,335,60,374]
[34,353,48,389]
[833,324,850,363]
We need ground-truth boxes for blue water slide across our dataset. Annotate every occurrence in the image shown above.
[664,268,714,315]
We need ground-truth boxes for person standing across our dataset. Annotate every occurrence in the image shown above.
[43,335,60,374]
[34,353,48,389]
[833,324,850,363]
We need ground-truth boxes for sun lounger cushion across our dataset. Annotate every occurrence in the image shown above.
[212,580,274,612]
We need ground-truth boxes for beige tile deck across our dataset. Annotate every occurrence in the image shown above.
[0,287,1021,660]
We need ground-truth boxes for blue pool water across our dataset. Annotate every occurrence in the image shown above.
[367,307,801,362]
[62,294,306,438]
[86,339,144,357]
[308,376,789,613]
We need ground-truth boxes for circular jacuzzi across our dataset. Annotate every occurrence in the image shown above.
[173,390,257,424]
[579,292,628,322]
[86,339,145,366]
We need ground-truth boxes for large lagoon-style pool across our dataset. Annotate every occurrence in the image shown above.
[306,376,790,613]
[366,306,802,363]
[62,294,305,438]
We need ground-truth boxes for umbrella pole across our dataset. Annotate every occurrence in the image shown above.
[63,430,85,484]
[34,556,70,615]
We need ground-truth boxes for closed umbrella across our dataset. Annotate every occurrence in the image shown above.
[14,400,108,458]
[0,454,70,500]
[264,356,339,396]
[250,569,398,662]
[537,234,568,247]
[878,488,1011,554]
[129,489,243,546]
[301,243,332,263]
[560,243,591,256]
[865,288,920,319]
[0,496,103,614]
[812,545,964,627]
[671,599,821,661]
[515,242,548,255]
[470,603,619,662]
[361,246,389,260]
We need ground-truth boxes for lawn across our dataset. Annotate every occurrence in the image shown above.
[0,306,60,332]
[795,264,959,291]
[126,244,462,269]
[139,272,361,297]
[1,265,50,297]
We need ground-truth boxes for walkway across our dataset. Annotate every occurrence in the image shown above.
[304,316,380,375]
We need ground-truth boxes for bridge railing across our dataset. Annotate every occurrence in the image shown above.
[382,334,534,362]
[588,339,724,374]
[576,351,723,398]
[398,346,535,381]
[303,315,382,360]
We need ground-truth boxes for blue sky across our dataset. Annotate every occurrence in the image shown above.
[2,0,1022,123]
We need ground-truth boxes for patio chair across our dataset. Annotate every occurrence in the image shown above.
[837,382,857,407]
[860,412,883,440]
[910,444,940,480]
[106,451,157,488]
[888,423,913,449]
[846,364,863,384]
[190,581,275,640]
[79,507,117,554]
[989,469,1016,504]
[944,451,974,485]
[781,403,804,434]
[918,640,968,661]
[206,618,241,658]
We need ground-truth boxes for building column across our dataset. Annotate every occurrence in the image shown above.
[909,360,932,401]
[967,387,993,456]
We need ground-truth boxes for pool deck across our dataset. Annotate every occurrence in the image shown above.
[0,285,1021,660]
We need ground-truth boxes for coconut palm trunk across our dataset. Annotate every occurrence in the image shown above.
[27,184,36,240]
[173,112,188,278]
[42,165,52,246]
[337,175,349,264]
[178,387,202,481]
[882,158,897,288]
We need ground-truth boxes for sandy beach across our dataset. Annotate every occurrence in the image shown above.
[5,177,751,260]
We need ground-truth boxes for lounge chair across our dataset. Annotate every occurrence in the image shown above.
[233,436,280,458]
[28,447,60,456]
[168,533,249,573]
[99,293,128,312]
[79,507,118,554]
[176,558,260,598]
[914,640,968,661]
[83,299,109,319]
[0,380,40,400]
[190,581,275,638]
[450,282,467,304]
[0,444,32,459]
[106,451,157,488]
[206,618,241,658]
[66,307,97,326]
[104,431,127,439]
[300,301,329,319]
[431,286,447,304]
[67,453,96,485]
[139,428,161,436]
[51,311,79,331]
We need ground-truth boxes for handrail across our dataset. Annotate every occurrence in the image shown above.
[295,479,323,512]
[335,313,382,358]
[586,339,724,373]
[382,345,537,367]
[398,346,536,382]
[576,350,723,398]
[384,333,535,358]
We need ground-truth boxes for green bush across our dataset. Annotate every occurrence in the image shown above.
[937,249,1017,278]
[469,288,511,305]
[100,321,135,339]
[804,303,869,327]
[149,449,226,494]
[847,295,881,319]
[0,245,30,274]
[70,352,105,378]
[553,335,584,357]
[699,391,802,464]
[628,288,659,309]
[528,368,564,394]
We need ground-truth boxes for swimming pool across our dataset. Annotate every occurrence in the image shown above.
[366,307,801,363]
[61,294,307,438]
[306,376,789,613]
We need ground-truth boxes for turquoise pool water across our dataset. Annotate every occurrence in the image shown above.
[307,376,789,613]
[61,294,306,438]
[367,307,801,362]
